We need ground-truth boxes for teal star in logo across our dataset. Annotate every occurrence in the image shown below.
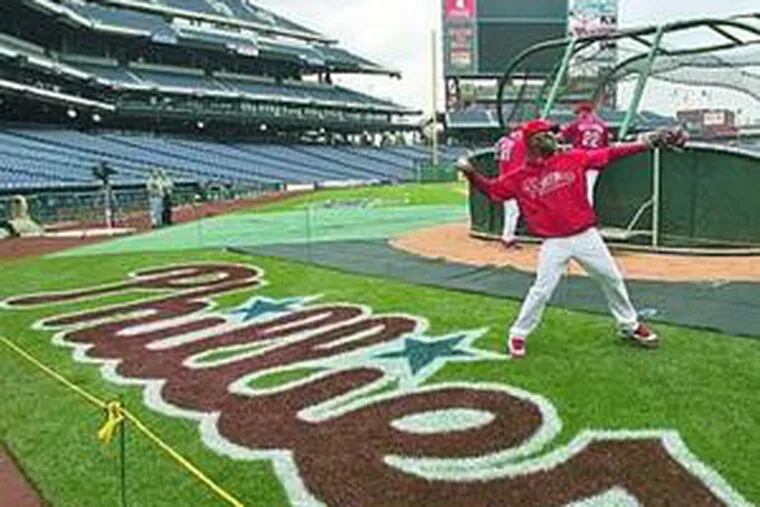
[229,297,307,322]
[374,334,477,376]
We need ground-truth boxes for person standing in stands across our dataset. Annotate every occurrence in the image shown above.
[146,168,164,228]
[160,169,174,226]
[559,102,610,206]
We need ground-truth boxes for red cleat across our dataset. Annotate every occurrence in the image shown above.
[621,323,659,349]
[508,336,526,359]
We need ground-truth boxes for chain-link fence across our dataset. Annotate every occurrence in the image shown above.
[417,163,459,183]
[0,182,279,226]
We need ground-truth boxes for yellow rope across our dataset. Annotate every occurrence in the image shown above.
[121,409,244,507]
[0,336,245,507]
[0,336,106,409]
[97,401,125,445]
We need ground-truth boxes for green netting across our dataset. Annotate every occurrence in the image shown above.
[418,164,459,183]
[500,40,622,125]
[593,151,653,231]
[659,147,760,246]
[578,49,756,109]
[535,46,760,128]
[609,47,760,102]
[497,15,760,129]
[597,147,760,247]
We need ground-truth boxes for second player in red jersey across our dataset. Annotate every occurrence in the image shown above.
[494,128,527,247]
[560,102,610,206]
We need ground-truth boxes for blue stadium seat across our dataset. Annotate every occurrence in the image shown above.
[345,146,418,169]
[236,145,379,181]
[0,127,436,190]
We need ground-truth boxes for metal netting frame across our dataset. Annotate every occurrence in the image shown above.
[598,45,760,108]
[496,13,760,138]
[486,13,760,254]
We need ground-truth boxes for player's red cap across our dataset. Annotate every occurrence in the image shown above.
[574,101,596,114]
[520,119,555,138]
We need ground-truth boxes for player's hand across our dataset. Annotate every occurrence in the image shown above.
[663,127,689,149]
[641,127,688,150]
[639,129,667,148]
[456,155,475,175]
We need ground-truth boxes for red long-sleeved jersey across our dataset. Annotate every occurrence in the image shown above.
[466,143,648,238]
[560,113,610,151]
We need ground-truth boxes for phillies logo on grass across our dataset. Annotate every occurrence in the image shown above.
[3,264,752,507]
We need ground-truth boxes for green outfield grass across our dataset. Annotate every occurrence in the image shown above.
[53,183,470,258]
[54,205,467,257]
[1,249,759,506]
[252,181,468,213]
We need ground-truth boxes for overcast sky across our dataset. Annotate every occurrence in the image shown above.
[254,0,759,120]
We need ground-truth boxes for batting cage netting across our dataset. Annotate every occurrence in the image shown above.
[497,14,760,135]
[471,14,760,252]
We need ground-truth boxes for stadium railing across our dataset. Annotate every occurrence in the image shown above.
[0,182,272,226]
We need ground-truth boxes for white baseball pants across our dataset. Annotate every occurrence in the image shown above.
[509,227,639,339]
[502,199,520,242]
[586,169,600,206]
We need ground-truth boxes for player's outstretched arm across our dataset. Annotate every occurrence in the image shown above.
[456,155,515,202]
[585,127,689,169]
[585,141,648,168]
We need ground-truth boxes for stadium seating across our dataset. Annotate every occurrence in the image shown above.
[0,127,463,190]
[131,68,227,93]
[46,0,383,74]
[226,144,373,182]
[345,146,418,168]
[65,2,168,34]
[76,61,143,86]
[157,0,319,38]
[0,1,422,192]
[163,0,221,17]
[446,107,498,128]
[167,140,334,182]
[173,26,256,53]
[60,61,395,110]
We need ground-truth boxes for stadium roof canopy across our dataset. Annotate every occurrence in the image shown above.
[0,36,412,114]
[20,0,400,76]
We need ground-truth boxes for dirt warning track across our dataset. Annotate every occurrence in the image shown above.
[392,223,760,283]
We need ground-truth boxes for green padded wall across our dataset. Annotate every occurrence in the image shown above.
[468,145,760,247]
[467,150,501,236]
[658,148,760,246]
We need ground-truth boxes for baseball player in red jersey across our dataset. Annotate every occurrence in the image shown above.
[458,119,687,358]
[494,128,527,248]
[560,102,610,206]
